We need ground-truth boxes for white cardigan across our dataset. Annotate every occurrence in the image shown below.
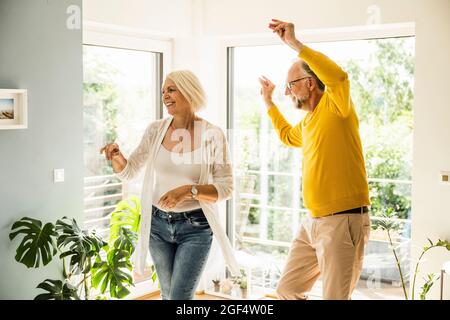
[115,117,240,276]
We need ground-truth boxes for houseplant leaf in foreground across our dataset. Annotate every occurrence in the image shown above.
[9,217,57,268]
[34,279,80,300]
[113,227,138,255]
[56,217,107,274]
[91,249,133,299]
[109,196,141,244]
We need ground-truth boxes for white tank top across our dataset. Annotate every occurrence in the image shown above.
[152,145,202,212]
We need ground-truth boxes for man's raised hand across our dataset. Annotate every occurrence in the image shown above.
[268,19,303,52]
[258,76,276,109]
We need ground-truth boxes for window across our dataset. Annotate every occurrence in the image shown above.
[83,44,162,284]
[228,36,415,299]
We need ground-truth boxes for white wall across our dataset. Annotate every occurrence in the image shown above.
[202,0,420,35]
[83,0,192,36]
[0,0,84,299]
[409,0,450,300]
[84,0,450,299]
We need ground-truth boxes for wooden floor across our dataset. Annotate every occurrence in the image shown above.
[136,292,275,300]
[136,279,406,300]
[137,291,232,300]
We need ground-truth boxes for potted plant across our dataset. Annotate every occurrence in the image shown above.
[239,276,248,299]
[8,196,155,300]
[212,278,221,292]
[232,269,248,299]
[9,216,135,299]
[221,278,233,295]
[375,211,450,299]
[109,196,158,285]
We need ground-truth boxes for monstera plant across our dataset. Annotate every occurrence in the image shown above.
[9,197,144,300]
[109,196,141,244]
[109,196,157,284]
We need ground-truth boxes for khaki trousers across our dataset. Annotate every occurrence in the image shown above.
[276,212,371,300]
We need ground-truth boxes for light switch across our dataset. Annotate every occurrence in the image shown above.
[54,169,65,183]
[440,171,450,184]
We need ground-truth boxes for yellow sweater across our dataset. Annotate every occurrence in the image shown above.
[267,46,370,217]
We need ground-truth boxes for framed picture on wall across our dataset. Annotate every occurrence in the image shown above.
[0,89,27,129]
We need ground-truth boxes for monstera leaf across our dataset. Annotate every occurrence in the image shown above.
[34,279,80,300]
[113,227,138,255]
[9,217,58,268]
[56,217,107,274]
[109,196,141,244]
[91,249,133,299]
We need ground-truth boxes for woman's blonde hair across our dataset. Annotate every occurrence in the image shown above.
[166,70,206,112]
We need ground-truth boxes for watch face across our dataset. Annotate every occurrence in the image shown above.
[191,186,198,195]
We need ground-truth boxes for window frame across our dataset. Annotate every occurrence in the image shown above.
[83,23,172,299]
[224,22,416,297]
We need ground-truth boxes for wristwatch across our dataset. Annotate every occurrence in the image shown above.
[190,185,198,200]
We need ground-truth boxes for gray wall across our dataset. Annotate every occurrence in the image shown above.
[0,0,83,299]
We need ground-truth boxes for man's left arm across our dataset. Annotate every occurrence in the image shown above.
[268,19,352,118]
[299,46,352,117]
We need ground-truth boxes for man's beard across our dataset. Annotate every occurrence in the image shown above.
[293,92,310,110]
[296,98,304,109]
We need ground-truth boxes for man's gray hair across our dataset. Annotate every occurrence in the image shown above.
[301,61,325,91]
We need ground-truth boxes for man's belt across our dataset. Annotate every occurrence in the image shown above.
[331,206,369,216]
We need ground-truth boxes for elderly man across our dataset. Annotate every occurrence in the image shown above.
[259,19,371,300]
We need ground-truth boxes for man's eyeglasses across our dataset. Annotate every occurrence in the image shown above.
[286,76,311,91]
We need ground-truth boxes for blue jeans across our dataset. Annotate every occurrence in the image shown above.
[149,205,213,300]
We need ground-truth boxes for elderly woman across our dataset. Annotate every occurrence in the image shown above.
[101,70,239,300]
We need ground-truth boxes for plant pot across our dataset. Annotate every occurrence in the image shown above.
[221,279,233,295]
[214,284,220,292]
[240,288,248,299]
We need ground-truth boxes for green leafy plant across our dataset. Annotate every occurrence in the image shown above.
[411,239,450,300]
[34,279,80,300]
[374,211,450,299]
[57,217,106,275]
[109,195,141,244]
[91,244,133,298]
[108,196,157,284]
[9,217,58,268]
[238,277,247,290]
[232,269,248,289]
[9,197,149,300]
[231,269,248,298]
[374,211,409,299]
[419,273,440,300]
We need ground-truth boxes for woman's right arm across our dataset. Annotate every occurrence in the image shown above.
[100,124,154,181]
[100,143,128,173]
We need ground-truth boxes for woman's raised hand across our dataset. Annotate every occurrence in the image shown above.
[100,143,121,161]
[100,142,127,173]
